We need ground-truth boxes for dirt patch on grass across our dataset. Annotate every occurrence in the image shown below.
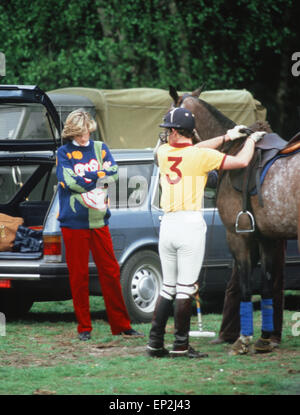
[1,329,299,369]
[1,335,147,368]
[0,342,292,368]
[89,342,146,357]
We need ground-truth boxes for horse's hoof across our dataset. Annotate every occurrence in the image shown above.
[254,337,274,353]
[228,335,252,356]
[270,337,281,349]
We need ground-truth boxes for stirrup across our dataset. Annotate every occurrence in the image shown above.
[235,210,255,233]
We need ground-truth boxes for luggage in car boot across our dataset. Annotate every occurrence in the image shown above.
[0,213,24,251]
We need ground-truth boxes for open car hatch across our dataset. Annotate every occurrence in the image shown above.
[0,85,62,152]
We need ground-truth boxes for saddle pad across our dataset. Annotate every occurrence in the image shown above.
[230,133,299,195]
[230,133,286,194]
[250,147,300,195]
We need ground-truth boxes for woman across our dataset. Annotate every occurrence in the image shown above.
[56,109,143,341]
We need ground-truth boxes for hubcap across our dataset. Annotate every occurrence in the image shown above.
[131,264,161,312]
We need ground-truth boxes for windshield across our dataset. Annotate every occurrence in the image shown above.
[0,103,59,140]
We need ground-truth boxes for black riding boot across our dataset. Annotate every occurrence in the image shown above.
[170,297,208,359]
[147,295,173,357]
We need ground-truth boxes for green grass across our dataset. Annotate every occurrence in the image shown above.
[0,293,299,395]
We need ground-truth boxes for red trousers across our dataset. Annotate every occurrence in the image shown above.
[61,226,131,334]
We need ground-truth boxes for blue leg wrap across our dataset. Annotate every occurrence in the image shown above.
[240,301,253,336]
[261,298,274,332]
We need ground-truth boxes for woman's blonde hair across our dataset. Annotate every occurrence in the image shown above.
[62,109,97,140]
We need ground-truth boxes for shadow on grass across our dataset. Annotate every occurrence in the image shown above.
[283,294,300,310]
[8,310,109,324]
[7,293,299,323]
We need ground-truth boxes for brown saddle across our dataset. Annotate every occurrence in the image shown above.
[280,131,300,153]
[230,132,300,209]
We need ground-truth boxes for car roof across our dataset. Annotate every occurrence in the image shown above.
[111,148,154,162]
[48,93,95,108]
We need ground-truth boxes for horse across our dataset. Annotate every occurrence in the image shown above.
[169,85,300,354]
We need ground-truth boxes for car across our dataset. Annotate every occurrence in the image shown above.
[0,85,299,324]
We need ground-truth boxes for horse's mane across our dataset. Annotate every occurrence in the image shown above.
[196,95,272,135]
[198,98,235,131]
[198,96,273,154]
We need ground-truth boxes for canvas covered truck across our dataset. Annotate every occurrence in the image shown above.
[49,86,267,148]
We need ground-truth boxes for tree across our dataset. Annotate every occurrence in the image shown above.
[0,0,299,136]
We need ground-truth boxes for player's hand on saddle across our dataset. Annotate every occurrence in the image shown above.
[226,125,248,140]
[248,131,267,143]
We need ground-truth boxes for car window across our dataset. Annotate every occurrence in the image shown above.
[0,104,58,140]
[0,108,21,139]
[204,187,217,208]
[0,164,56,204]
[0,103,99,142]
[109,162,154,209]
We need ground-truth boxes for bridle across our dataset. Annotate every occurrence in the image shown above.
[172,93,197,109]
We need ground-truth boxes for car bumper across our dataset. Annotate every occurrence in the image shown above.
[0,260,97,280]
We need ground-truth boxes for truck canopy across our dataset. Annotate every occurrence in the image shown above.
[49,87,266,149]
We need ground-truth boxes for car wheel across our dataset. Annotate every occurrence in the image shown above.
[0,289,33,318]
[120,250,162,323]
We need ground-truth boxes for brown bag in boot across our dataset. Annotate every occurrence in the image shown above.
[0,213,24,251]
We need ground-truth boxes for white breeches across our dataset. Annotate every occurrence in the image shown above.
[159,211,207,300]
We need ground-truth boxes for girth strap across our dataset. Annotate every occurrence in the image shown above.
[235,151,258,233]
[255,149,264,207]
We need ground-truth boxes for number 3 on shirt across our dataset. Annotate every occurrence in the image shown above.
[166,156,182,185]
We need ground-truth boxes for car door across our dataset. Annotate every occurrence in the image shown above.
[108,158,158,264]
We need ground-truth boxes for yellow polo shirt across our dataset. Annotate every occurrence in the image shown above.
[157,143,226,212]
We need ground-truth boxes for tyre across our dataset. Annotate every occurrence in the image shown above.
[0,289,33,319]
[120,250,162,323]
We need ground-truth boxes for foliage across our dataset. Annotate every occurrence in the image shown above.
[0,0,299,135]
[0,0,294,89]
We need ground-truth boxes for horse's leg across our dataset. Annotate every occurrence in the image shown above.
[217,261,240,342]
[226,232,258,355]
[254,237,279,353]
[271,240,286,346]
